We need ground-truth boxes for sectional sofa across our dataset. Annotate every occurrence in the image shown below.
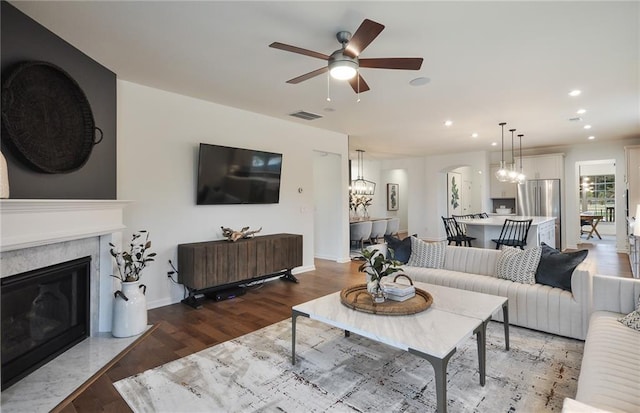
[562,274,640,413]
[370,241,640,412]
[372,243,595,340]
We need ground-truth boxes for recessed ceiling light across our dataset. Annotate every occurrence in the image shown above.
[444,120,453,127]
[577,109,586,114]
[409,77,431,86]
[588,135,595,140]
[584,124,592,129]
[569,90,582,97]
[471,133,479,138]
[491,142,497,146]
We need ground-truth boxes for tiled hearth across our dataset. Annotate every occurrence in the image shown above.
[0,199,145,412]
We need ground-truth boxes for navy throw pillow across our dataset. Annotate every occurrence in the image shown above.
[384,234,414,264]
[535,243,588,292]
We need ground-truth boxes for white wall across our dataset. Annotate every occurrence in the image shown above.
[349,159,410,232]
[421,151,490,240]
[314,151,349,262]
[381,168,409,232]
[117,80,349,308]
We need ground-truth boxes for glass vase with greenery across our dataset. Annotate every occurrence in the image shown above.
[358,248,404,302]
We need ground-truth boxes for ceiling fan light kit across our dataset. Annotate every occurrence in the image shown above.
[329,55,358,80]
[270,18,423,94]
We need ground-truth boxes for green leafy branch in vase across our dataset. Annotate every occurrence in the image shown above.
[358,248,404,294]
[109,230,156,282]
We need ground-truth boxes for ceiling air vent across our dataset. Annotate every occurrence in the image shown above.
[289,110,322,121]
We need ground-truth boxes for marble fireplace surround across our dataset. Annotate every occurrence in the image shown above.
[0,199,145,412]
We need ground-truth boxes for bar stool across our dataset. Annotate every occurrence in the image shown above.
[492,219,533,250]
[442,216,475,247]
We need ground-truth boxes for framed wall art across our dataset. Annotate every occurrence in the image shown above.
[387,183,399,211]
[447,172,462,216]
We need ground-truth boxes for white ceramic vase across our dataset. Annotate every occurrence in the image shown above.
[112,280,147,338]
[0,151,9,198]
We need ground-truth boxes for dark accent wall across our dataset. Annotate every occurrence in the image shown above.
[1,1,116,199]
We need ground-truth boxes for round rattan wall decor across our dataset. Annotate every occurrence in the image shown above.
[1,61,103,173]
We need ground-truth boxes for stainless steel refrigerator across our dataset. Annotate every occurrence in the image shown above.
[516,179,561,249]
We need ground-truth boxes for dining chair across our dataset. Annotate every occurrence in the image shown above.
[491,219,533,250]
[368,219,388,244]
[475,212,489,218]
[384,217,400,238]
[442,216,476,247]
[350,221,372,250]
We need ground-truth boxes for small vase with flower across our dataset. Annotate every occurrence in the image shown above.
[358,248,404,303]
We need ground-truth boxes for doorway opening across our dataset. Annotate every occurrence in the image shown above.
[578,160,616,245]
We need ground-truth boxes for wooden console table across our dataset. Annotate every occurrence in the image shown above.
[178,233,302,307]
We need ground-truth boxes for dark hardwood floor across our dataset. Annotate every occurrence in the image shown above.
[57,241,632,412]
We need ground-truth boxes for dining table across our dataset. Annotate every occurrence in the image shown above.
[580,214,603,240]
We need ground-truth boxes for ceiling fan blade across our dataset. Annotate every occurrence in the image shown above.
[269,42,330,60]
[286,67,329,84]
[344,19,385,58]
[348,73,370,93]
[359,58,424,70]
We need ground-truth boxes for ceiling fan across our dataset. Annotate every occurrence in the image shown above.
[269,19,423,93]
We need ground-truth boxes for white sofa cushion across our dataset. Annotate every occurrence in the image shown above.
[371,243,593,339]
[442,245,499,277]
[576,311,640,412]
[402,265,584,337]
[401,245,593,340]
[562,398,612,413]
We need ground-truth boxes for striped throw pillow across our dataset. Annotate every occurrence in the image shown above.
[619,294,640,331]
[406,237,446,269]
[496,246,542,284]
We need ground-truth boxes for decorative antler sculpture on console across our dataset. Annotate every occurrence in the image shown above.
[221,226,262,242]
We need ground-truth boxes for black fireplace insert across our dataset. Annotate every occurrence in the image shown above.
[1,256,90,390]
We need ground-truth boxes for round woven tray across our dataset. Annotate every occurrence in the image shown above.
[1,61,103,173]
[340,284,433,315]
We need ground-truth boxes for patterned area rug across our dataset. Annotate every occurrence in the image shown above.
[114,318,583,412]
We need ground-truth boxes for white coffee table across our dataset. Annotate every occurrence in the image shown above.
[291,282,509,413]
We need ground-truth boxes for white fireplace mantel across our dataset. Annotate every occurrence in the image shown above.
[1,199,131,252]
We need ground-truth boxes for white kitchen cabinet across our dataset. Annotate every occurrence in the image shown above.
[516,153,564,180]
[490,164,516,198]
[537,219,557,249]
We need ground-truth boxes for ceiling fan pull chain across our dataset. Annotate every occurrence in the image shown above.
[326,72,331,102]
[356,70,361,103]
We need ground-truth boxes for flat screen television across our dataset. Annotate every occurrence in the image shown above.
[197,143,283,205]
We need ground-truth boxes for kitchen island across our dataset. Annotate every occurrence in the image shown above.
[459,216,557,249]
